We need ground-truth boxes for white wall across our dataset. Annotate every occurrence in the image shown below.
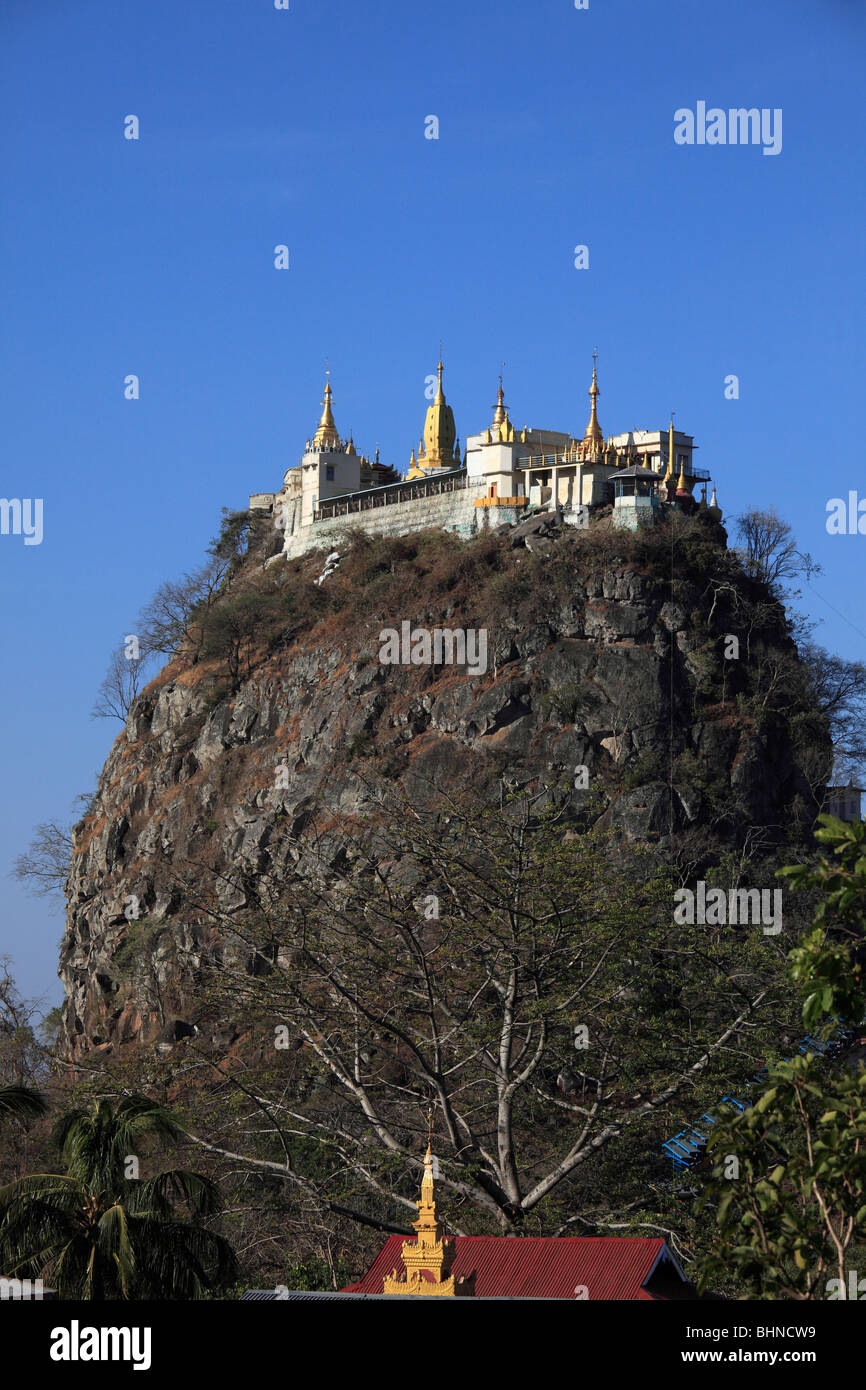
[300,449,361,526]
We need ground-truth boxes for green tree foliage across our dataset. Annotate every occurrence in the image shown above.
[0,1095,237,1299]
[208,508,253,567]
[695,817,866,1298]
[783,814,866,1029]
[0,1086,47,1125]
[200,591,281,686]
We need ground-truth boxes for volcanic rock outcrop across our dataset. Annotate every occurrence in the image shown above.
[59,514,827,1056]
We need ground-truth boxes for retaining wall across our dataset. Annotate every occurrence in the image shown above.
[281,481,490,559]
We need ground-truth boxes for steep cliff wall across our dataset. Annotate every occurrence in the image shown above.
[59,513,827,1057]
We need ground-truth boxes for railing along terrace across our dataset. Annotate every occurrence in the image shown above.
[515,455,575,469]
[516,454,712,484]
[314,469,469,521]
[516,453,634,469]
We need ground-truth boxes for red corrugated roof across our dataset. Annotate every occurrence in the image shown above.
[343,1235,683,1300]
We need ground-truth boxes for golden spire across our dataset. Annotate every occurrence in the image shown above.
[671,416,690,499]
[416,1142,440,1233]
[434,357,445,404]
[583,350,603,451]
[490,371,513,442]
[664,414,676,479]
[382,1111,475,1297]
[407,354,458,478]
[312,374,340,450]
[492,376,506,429]
[658,413,675,499]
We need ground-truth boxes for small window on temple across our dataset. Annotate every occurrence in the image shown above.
[326,466,335,481]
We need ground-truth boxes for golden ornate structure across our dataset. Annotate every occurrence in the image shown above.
[661,414,677,500]
[256,348,719,556]
[491,376,514,442]
[382,1142,475,1297]
[583,350,604,451]
[407,359,462,478]
[664,413,696,503]
[312,376,341,451]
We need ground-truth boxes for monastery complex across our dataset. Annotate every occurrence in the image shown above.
[251,355,724,559]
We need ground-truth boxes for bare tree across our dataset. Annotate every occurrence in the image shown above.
[137,559,228,659]
[10,822,73,900]
[91,556,231,723]
[736,507,820,597]
[0,959,49,1089]
[800,642,866,785]
[91,644,148,721]
[165,788,799,1234]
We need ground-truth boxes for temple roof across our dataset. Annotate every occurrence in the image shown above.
[344,1234,692,1300]
[615,465,658,479]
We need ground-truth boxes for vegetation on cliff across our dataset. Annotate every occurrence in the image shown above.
[6,505,865,1296]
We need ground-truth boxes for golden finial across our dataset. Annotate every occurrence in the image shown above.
[492,368,508,430]
[583,350,603,450]
[417,1107,437,1219]
[675,458,690,499]
[313,371,340,450]
[662,412,675,479]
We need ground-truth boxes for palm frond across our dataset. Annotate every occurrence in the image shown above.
[0,1085,48,1122]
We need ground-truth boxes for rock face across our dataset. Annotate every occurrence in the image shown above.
[59,520,826,1057]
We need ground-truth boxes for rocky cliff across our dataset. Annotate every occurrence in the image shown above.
[59,511,828,1057]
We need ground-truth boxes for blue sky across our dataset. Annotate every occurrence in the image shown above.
[2,0,865,1006]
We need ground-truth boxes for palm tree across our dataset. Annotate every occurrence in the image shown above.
[0,1085,47,1124]
[0,1094,237,1299]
